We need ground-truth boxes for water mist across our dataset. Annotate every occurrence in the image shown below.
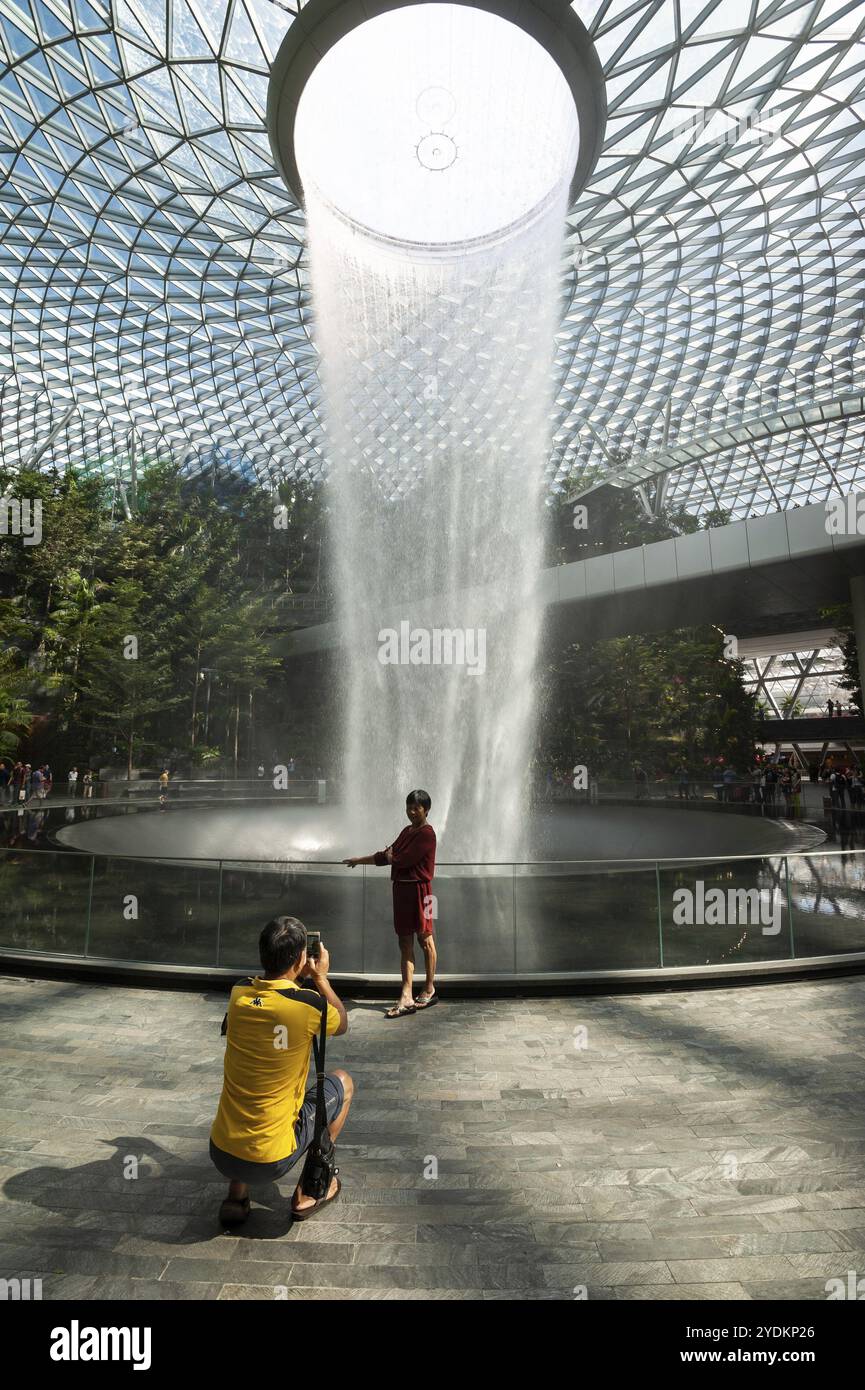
[295,4,579,860]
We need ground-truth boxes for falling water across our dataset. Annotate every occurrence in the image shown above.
[297,5,578,860]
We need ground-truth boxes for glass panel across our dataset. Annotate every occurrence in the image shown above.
[515,862,661,972]
[363,863,514,975]
[658,857,793,968]
[0,847,92,956]
[6,841,865,977]
[86,856,220,965]
[218,861,363,973]
[787,852,865,957]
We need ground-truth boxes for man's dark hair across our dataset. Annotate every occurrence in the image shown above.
[406,788,431,811]
[259,916,307,977]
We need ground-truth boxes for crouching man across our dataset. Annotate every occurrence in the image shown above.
[210,915,353,1225]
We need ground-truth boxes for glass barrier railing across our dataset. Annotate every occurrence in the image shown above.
[3,841,865,978]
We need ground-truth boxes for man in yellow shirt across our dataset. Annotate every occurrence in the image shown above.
[210,916,353,1225]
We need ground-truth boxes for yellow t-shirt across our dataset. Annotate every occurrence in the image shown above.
[211,977,341,1164]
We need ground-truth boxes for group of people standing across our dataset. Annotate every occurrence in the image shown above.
[675,761,805,814]
[825,765,865,809]
[826,700,857,718]
[710,761,865,816]
[0,762,96,805]
[752,762,803,815]
[0,761,52,804]
[66,766,96,799]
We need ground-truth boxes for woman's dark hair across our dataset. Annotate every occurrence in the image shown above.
[406,788,431,811]
[259,916,307,977]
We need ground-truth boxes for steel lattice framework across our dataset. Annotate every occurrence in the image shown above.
[0,0,864,518]
[744,647,848,717]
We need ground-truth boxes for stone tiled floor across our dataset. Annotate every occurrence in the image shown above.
[1,972,865,1300]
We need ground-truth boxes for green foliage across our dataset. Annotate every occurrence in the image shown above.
[540,481,751,775]
[0,458,327,773]
[539,625,758,776]
[2,455,760,781]
[0,651,33,755]
[547,478,731,567]
[191,745,222,766]
[820,603,862,715]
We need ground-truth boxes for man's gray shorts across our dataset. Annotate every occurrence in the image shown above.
[209,1073,345,1183]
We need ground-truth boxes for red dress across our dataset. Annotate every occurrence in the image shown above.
[374,823,437,936]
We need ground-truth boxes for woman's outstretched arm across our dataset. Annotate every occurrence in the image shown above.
[343,851,385,867]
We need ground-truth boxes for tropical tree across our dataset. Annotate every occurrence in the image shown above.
[0,652,33,757]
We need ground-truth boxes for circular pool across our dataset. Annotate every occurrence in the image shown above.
[4,798,861,990]
[53,800,823,865]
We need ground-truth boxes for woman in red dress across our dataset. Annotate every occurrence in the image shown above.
[343,789,437,1018]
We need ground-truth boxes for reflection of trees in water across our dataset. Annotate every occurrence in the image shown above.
[0,853,84,953]
[666,856,785,967]
[711,856,785,966]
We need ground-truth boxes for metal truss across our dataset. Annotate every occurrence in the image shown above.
[0,0,863,518]
[569,391,865,517]
[745,645,850,716]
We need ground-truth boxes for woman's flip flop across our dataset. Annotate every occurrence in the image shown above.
[291,1176,342,1222]
[415,991,438,1010]
[385,1002,417,1018]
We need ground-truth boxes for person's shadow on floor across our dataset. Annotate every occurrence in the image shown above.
[3,1135,302,1246]
[343,999,398,1014]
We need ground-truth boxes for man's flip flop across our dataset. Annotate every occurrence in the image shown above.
[291,1176,342,1222]
[415,991,438,1010]
[219,1196,250,1227]
[385,1003,417,1018]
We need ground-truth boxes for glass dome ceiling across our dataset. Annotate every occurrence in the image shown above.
[0,0,863,520]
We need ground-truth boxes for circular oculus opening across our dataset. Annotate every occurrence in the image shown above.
[291,3,585,247]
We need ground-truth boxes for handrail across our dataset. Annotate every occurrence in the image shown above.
[0,845,859,867]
